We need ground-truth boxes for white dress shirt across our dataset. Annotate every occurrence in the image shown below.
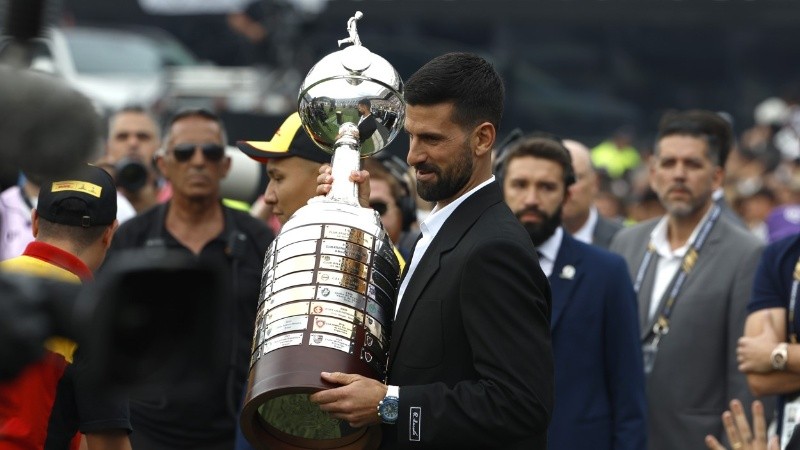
[395,176,496,317]
[647,207,711,319]
[536,227,563,278]
[571,206,599,245]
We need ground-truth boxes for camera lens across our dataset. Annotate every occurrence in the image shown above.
[115,158,148,192]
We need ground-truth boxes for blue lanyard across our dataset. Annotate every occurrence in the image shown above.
[790,258,800,343]
[634,204,721,336]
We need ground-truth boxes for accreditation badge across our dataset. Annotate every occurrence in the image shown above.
[642,341,657,375]
[782,395,800,450]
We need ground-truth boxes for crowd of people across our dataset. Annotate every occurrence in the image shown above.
[3,45,800,450]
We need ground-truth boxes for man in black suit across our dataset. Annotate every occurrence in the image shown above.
[357,98,378,142]
[311,52,554,449]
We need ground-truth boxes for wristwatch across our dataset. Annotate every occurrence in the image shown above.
[771,342,789,371]
[378,385,399,424]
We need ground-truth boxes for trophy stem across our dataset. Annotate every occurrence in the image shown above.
[326,130,362,206]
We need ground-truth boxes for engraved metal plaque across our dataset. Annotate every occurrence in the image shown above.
[316,285,366,311]
[310,301,365,324]
[241,11,404,450]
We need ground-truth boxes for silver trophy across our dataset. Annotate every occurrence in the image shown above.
[240,12,405,450]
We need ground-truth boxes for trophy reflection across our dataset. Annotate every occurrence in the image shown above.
[240,11,406,450]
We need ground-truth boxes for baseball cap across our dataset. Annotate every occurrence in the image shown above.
[236,112,331,164]
[37,164,117,228]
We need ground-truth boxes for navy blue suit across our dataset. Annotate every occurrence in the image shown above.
[547,232,647,450]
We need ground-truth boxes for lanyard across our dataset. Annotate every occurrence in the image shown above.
[789,258,800,343]
[634,204,721,338]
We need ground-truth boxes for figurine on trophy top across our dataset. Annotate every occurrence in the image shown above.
[298,10,405,205]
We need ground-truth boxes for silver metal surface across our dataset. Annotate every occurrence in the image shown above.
[309,333,355,354]
[242,11,405,448]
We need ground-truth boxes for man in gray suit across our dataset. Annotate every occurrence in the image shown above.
[561,139,623,249]
[610,109,765,450]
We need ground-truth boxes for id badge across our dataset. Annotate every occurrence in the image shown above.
[782,396,800,450]
[642,341,658,375]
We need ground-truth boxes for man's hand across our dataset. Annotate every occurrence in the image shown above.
[704,399,778,450]
[316,164,371,208]
[308,371,388,428]
[738,315,781,373]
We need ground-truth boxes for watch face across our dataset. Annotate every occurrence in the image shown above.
[380,397,399,422]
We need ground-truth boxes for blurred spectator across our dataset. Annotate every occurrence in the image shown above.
[736,97,787,174]
[594,189,628,222]
[625,188,665,224]
[591,125,641,182]
[0,164,131,450]
[105,108,275,450]
[734,182,778,242]
[773,91,800,162]
[226,0,279,67]
[738,232,800,448]
[765,204,800,243]
[561,138,623,249]
[1,170,135,262]
[0,171,44,261]
[500,135,647,450]
[363,154,419,261]
[610,108,765,450]
[97,106,165,214]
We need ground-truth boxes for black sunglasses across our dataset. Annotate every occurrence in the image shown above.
[171,143,225,162]
[370,201,388,216]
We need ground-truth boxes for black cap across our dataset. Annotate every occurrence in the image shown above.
[236,112,331,164]
[37,164,117,227]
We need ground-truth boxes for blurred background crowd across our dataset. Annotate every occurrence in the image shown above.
[2,0,800,243]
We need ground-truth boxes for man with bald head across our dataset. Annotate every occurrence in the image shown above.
[561,139,623,249]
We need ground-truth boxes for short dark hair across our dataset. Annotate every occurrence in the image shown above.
[501,135,576,192]
[107,105,161,138]
[163,108,228,146]
[405,52,504,131]
[656,109,733,167]
[358,98,371,109]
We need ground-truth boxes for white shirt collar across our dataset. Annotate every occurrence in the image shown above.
[572,206,598,245]
[420,175,495,239]
[649,206,713,259]
[396,175,495,316]
[537,226,563,263]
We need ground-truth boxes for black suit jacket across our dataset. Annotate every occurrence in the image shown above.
[384,181,554,449]
[358,114,378,142]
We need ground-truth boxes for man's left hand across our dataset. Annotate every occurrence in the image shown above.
[308,372,388,428]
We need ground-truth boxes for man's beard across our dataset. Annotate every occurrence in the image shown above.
[415,141,473,203]
[660,185,708,219]
[517,204,563,247]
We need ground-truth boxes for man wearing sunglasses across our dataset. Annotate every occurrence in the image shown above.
[362,156,418,261]
[104,108,275,450]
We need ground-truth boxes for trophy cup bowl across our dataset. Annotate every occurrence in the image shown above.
[240,12,406,450]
